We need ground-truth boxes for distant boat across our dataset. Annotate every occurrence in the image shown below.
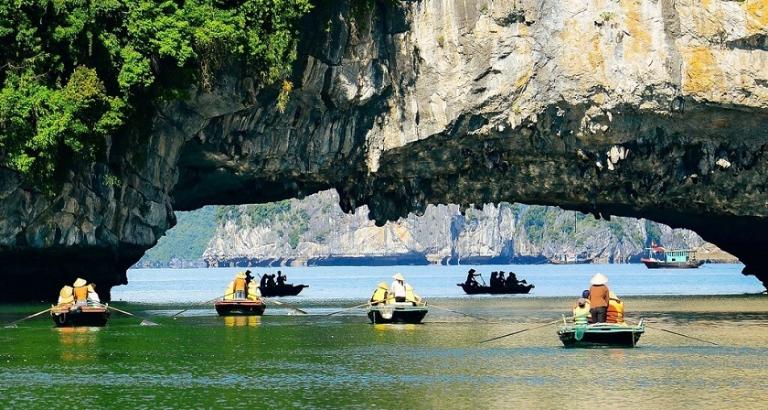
[557,322,645,347]
[260,284,308,297]
[214,299,266,316]
[51,305,110,327]
[549,255,593,265]
[457,283,534,295]
[641,245,704,269]
[367,303,428,324]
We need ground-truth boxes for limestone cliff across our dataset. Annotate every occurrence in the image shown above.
[1,0,767,301]
[200,190,728,267]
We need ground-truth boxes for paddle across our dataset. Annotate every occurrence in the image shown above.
[171,293,234,319]
[263,298,308,315]
[479,319,562,344]
[427,303,490,322]
[645,324,719,346]
[477,274,487,286]
[100,304,159,326]
[4,307,52,328]
[325,302,370,317]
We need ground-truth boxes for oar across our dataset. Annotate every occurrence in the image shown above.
[4,307,52,328]
[477,274,487,286]
[171,293,234,319]
[479,319,562,344]
[263,298,307,314]
[325,302,370,317]
[427,303,490,322]
[645,324,719,346]
[101,304,159,326]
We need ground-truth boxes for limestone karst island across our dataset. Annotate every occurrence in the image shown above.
[1,1,766,408]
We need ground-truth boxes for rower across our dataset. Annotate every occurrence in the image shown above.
[57,286,74,307]
[73,278,89,306]
[370,282,389,305]
[389,273,408,303]
[588,273,610,323]
[465,269,480,287]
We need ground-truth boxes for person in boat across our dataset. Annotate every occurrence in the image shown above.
[87,283,101,305]
[606,291,625,324]
[233,272,248,299]
[57,285,75,308]
[276,271,286,287]
[389,273,408,303]
[259,273,269,290]
[588,273,610,323]
[247,276,261,301]
[572,298,590,325]
[465,269,480,287]
[498,271,506,287]
[244,270,256,300]
[490,272,499,288]
[404,283,422,306]
[72,278,90,306]
[266,274,277,288]
[370,282,389,305]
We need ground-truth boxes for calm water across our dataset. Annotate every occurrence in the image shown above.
[1,264,767,408]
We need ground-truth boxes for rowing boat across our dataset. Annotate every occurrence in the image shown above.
[50,305,110,327]
[260,284,308,297]
[214,299,266,316]
[557,321,644,347]
[367,302,428,324]
[457,283,534,295]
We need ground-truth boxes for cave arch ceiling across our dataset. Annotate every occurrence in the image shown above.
[172,0,768,285]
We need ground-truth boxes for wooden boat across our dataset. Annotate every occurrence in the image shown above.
[550,256,593,265]
[641,246,703,269]
[214,299,266,316]
[457,283,534,295]
[558,322,645,347]
[367,303,428,324]
[259,284,308,297]
[50,305,110,327]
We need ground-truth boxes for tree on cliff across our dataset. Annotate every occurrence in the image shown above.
[0,0,311,192]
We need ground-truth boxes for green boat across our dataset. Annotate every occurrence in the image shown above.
[558,321,645,347]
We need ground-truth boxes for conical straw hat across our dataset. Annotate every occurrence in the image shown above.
[73,278,87,287]
[590,273,608,286]
[392,273,405,281]
[377,282,389,289]
[59,286,73,297]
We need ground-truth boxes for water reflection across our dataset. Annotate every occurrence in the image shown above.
[56,327,100,362]
[223,316,261,327]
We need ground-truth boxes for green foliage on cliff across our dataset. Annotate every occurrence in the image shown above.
[0,0,311,189]
[139,206,217,264]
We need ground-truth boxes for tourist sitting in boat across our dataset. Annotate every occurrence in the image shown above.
[247,279,261,301]
[87,283,100,304]
[489,272,499,288]
[572,298,590,325]
[73,278,90,306]
[465,269,480,287]
[277,271,286,286]
[234,272,248,299]
[606,291,625,324]
[266,274,277,288]
[588,273,610,323]
[390,273,409,302]
[404,283,422,306]
[259,273,269,289]
[57,285,75,307]
[370,282,389,305]
[498,271,506,287]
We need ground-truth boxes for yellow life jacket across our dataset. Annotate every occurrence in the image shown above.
[247,283,260,301]
[370,288,387,303]
[607,299,624,323]
[73,286,88,302]
[572,305,590,325]
[405,284,420,304]
[234,277,247,291]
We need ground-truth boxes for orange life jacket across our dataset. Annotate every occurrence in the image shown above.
[234,277,247,292]
[73,286,88,302]
[607,299,624,323]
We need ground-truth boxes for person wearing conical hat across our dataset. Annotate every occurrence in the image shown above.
[73,278,89,306]
[606,291,624,324]
[390,273,408,303]
[57,285,75,307]
[588,273,610,323]
[87,283,101,305]
[370,282,389,305]
[233,272,248,299]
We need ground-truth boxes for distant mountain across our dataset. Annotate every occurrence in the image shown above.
[133,190,735,268]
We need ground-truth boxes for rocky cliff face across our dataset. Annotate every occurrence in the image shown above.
[1,0,766,301]
[201,190,727,267]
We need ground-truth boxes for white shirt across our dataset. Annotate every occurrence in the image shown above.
[390,280,407,298]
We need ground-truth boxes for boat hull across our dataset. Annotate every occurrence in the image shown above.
[51,306,110,327]
[558,324,644,347]
[457,283,534,295]
[214,300,266,316]
[367,304,428,324]
[641,259,704,269]
[260,284,308,297]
